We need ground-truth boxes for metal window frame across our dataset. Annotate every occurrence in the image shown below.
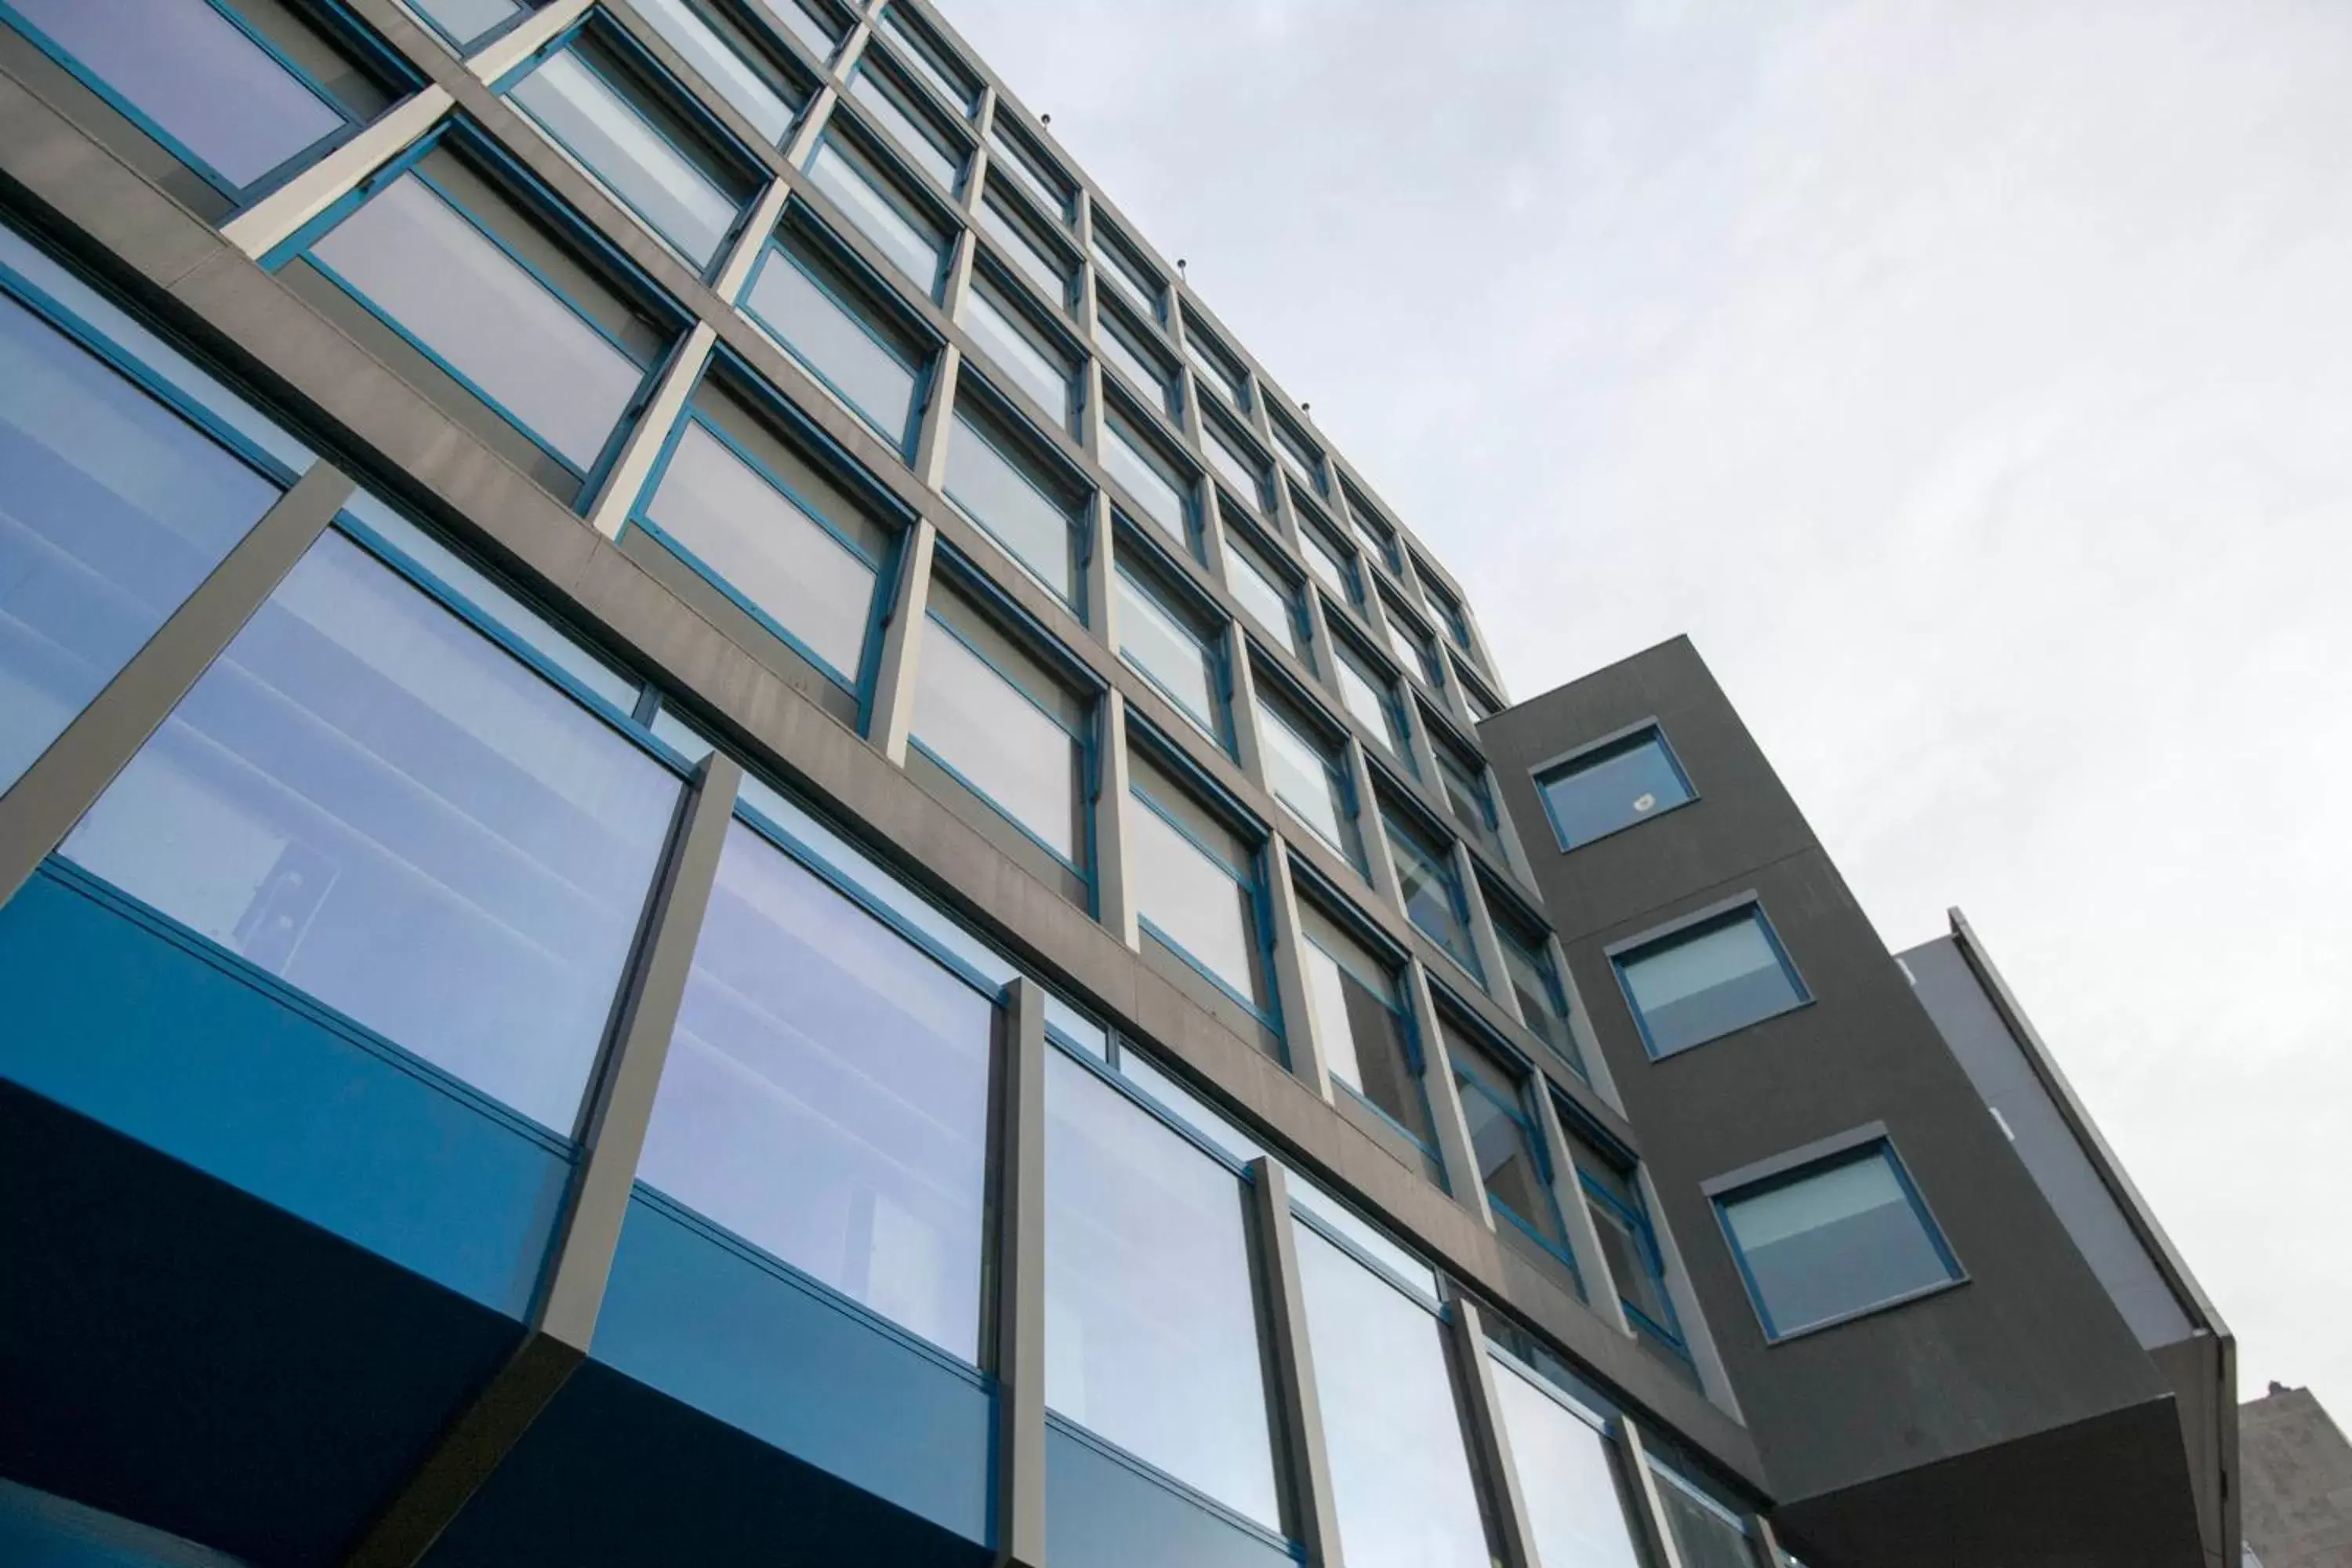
[1607,895,1811,1061]
[940,377,1095,615]
[1126,723,1284,1038]
[799,118,958,300]
[1111,539,1234,757]
[1533,718,1700,852]
[841,37,973,197]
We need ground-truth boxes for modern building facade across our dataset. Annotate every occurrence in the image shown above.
[2240,1383,2352,1568]
[0,2,2228,1566]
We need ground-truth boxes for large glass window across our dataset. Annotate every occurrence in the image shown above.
[1333,637,1406,762]
[299,151,662,479]
[9,0,355,198]
[636,386,891,691]
[1491,910,1584,1078]
[1115,566,1225,750]
[987,117,1074,224]
[1127,750,1271,1020]
[804,132,951,297]
[1715,1139,1962,1341]
[1613,903,1806,1058]
[877,3,978,118]
[0,290,284,794]
[1091,224,1166,324]
[408,0,531,52]
[1487,1353,1647,1568]
[62,527,681,1134]
[1255,684,1358,867]
[741,208,931,452]
[1203,414,1270,514]
[846,50,967,192]
[977,183,1076,312]
[1420,571,1476,659]
[942,394,1087,607]
[1094,298,1178,419]
[1102,410,1193,553]
[638,817,993,1362]
[630,0,806,145]
[506,24,756,271]
[1537,726,1695,849]
[1384,811,1479,978]
[1044,1050,1280,1530]
[1565,1122,1686,1358]
[1297,900,1435,1158]
[910,580,1088,872]
[1223,526,1306,664]
[1447,1023,1577,1283]
[956,269,1080,434]
[1292,1219,1492,1568]
[1383,597,1445,688]
[1650,1463,1762,1568]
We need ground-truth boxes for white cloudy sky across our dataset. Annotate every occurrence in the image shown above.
[936,0,2352,1407]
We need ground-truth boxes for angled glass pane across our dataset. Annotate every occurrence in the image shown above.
[642,419,880,684]
[1044,1050,1280,1530]
[1301,525,1356,603]
[942,405,1082,604]
[1094,304,1174,416]
[848,61,961,190]
[1449,1028,1566,1252]
[408,0,528,51]
[957,278,1076,431]
[1495,922,1580,1070]
[978,187,1073,309]
[1334,644,1402,757]
[752,0,844,64]
[1719,1144,1958,1338]
[630,0,797,143]
[1128,778,1265,1010]
[987,121,1071,221]
[309,172,644,470]
[742,225,924,449]
[0,293,282,793]
[1257,697,1352,862]
[1298,907,1431,1149]
[1203,419,1268,513]
[805,138,946,295]
[1588,1182,1677,1335]
[1115,572,1218,742]
[1102,415,1189,548]
[509,39,745,269]
[1385,815,1477,973]
[1434,744,1497,849]
[639,818,993,1362]
[12,0,346,191]
[879,5,976,117]
[911,618,1083,861]
[62,529,681,1134]
[1540,728,1694,848]
[1617,907,1802,1057]
[1653,1472,1761,1568]
[1293,1221,1491,1568]
[1489,1358,1646,1568]
[1224,537,1301,660]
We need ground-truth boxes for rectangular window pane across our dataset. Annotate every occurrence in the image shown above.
[848,62,962,191]
[742,220,926,450]
[61,530,681,1134]
[1334,645,1402,758]
[0,292,282,793]
[1301,525,1356,603]
[509,39,746,269]
[630,0,798,144]
[642,419,881,685]
[751,0,844,63]
[408,0,528,50]
[806,137,947,295]
[1618,907,1803,1057]
[1044,1051,1280,1530]
[1293,1221,1492,1568]
[1385,815,1477,973]
[943,404,1083,604]
[1116,572,1220,743]
[1091,230,1163,322]
[309,171,645,471]
[911,615,1083,862]
[1496,922,1580,1071]
[1182,321,1247,410]
[878,5,976,117]
[1539,728,1695,848]
[1102,415,1190,549]
[640,818,993,1361]
[1257,697,1352,862]
[977,186,1074,309]
[1128,769,1265,1011]
[1450,1029,1566,1254]
[1435,745,1497,849]
[1298,906,1432,1149]
[987,121,1072,222]
[1720,1144,1958,1338]
[1270,413,1323,494]
[1588,1189,1677,1337]
[1203,419,1268,514]
[1094,303,1175,417]
[957,276,1076,432]
[1489,1358,1646,1568]
[13,0,346,191]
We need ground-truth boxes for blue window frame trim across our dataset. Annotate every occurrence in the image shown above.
[1112,528,1233,752]
[801,121,957,300]
[623,401,902,718]
[265,117,691,502]
[1250,655,1362,870]
[1444,1010,1581,1290]
[493,9,770,281]
[1559,1106,1687,1352]
[405,0,538,53]
[1533,718,1700,852]
[0,0,417,206]
[1379,795,1482,981]
[942,383,1094,619]
[1293,869,1440,1167]
[736,212,938,456]
[1287,1199,1446,1316]
[1606,895,1810,1062]
[1709,1134,1965,1344]
[1100,384,1202,559]
[843,43,973,195]
[1127,724,1283,1040]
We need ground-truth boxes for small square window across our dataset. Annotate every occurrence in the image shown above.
[1612,902,1806,1058]
[1537,725,1695,848]
[1715,1139,1962,1340]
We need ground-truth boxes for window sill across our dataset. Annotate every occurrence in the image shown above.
[1758,1274,1971,1346]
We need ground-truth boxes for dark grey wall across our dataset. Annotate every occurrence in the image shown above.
[1480,636,2169,1508]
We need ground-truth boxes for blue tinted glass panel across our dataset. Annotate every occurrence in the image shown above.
[761,0,843,64]
[1298,919,1429,1149]
[942,409,1081,604]
[1538,730,1693,848]
[309,172,645,471]
[1044,1051,1280,1530]
[0,293,281,793]
[639,818,993,1362]
[806,139,946,294]
[1115,573,1218,742]
[1617,907,1803,1057]
[1129,789,1265,1011]
[643,419,880,684]
[62,529,681,1134]
[742,235,923,448]
[408,0,526,49]
[510,44,742,269]
[910,620,1083,862]
[1488,1358,1646,1568]
[630,0,794,143]
[12,0,345,191]
[1384,816,1477,974]
[1293,1221,1491,1568]
[1449,1029,1564,1251]
[1719,1144,1958,1339]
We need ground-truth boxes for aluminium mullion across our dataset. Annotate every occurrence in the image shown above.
[220,85,455,260]
[1095,688,1137,946]
[1457,840,1512,999]
[1245,1158,1345,1568]
[990,977,1047,1568]
[1618,1421,1691,1568]
[585,319,717,537]
[1261,834,1332,1102]
[1637,1159,1743,1417]
[865,515,937,763]
[1407,957,1495,1230]
[466,0,595,85]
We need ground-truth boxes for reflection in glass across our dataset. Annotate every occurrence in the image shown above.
[1538,728,1693,848]
[1385,815,1477,974]
[1298,914,1432,1150]
[959,283,1074,430]
[640,819,993,1361]
[1494,921,1581,1072]
[1128,782,1265,1010]
[1334,647,1401,758]
[848,65,960,190]
[631,0,796,143]
[408,0,528,50]
[12,0,345,190]
[1224,539,1301,660]
[910,621,1082,862]
[1116,572,1218,742]
[943,408,1081,604]
[978,191,1073,308]
[1448,1027,1570,1265]
[1617,908,1802,1057]
[0,294,281,793]
[1044,1051,1279,1529]
[1654,1471,1762,1568]
[1293,1222,1492,1568]
[1257,701,1351,860]
[1719,1143,1957,1338]
[806,140,946,294]
[310,173,644,470]
[1488,1357,1646,1568]
[64,531,680,1134]
[1102,416,1189,547]
[742,233,924,448]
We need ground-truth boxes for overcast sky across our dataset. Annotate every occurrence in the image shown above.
[940,0,2352,1407]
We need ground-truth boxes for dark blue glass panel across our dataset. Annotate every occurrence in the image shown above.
[1618,909,1802,1057]
[637,819,994,1363]
[61,529,681,1136]
[11,0,344,190]
[0,291,280,794]
[1720,1145,1958,1338]
[1538,730,1693,848]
